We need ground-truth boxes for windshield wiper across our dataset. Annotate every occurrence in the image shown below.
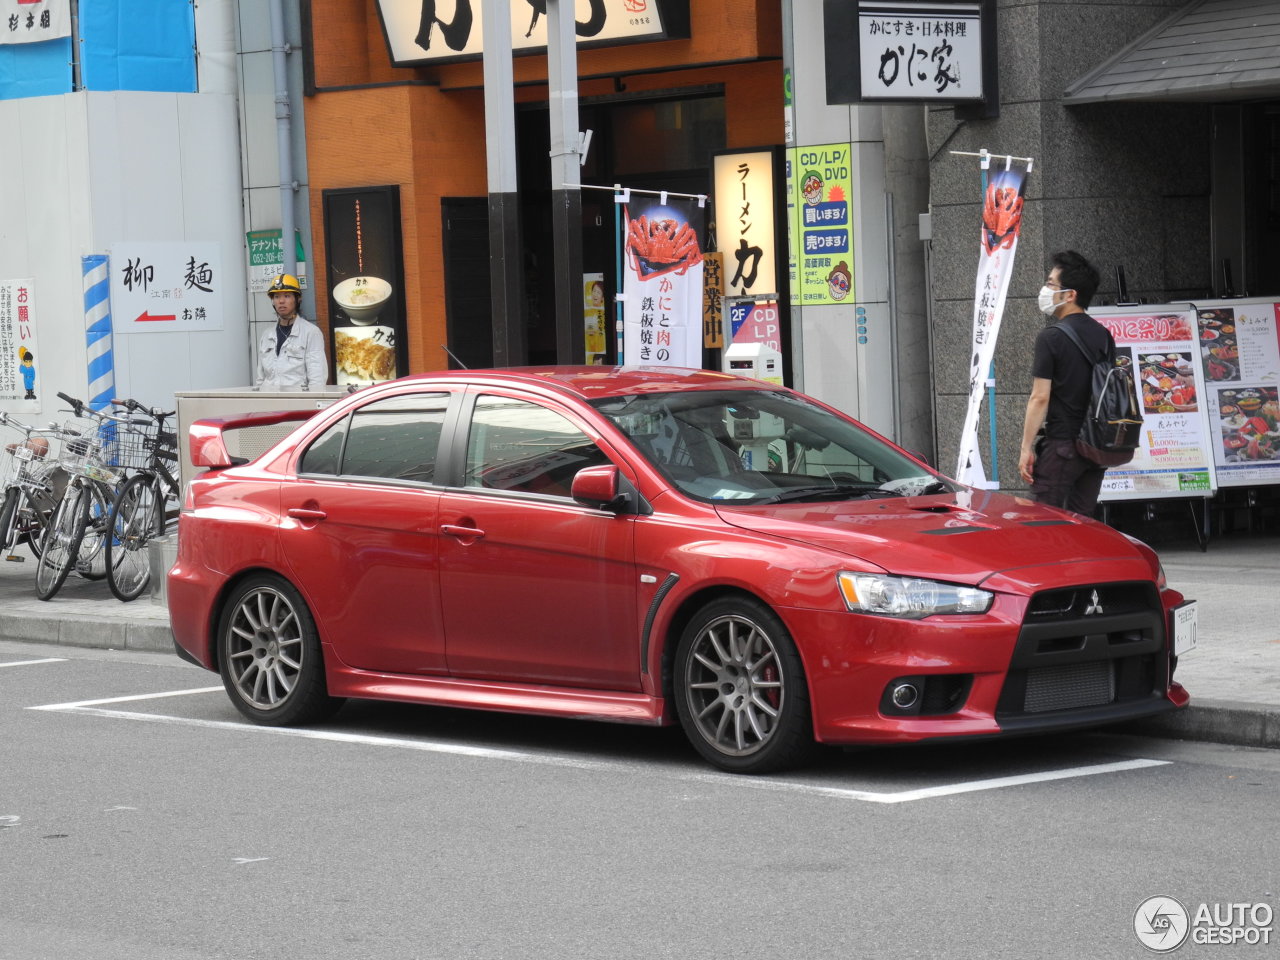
[758,482,898,504]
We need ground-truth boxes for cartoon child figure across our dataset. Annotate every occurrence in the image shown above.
[827,261,852,302]
[801,171,824,207]
[19,349,35,400]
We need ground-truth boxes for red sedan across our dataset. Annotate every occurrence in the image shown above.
[168,367,1192,773]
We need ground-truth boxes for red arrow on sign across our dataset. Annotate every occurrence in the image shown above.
[135,311,177,323]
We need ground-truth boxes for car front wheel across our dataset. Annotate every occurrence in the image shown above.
[674,597,816,774]
[216,573,343,725]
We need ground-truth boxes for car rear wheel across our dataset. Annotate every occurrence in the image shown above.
[674,597,816,774]
[217,574,343,725]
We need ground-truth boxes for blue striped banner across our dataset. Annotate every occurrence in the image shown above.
[82,255,114,411]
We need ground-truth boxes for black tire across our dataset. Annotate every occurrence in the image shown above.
[0,487,21,554]
[216,573,343,725]
[673,597,817,774]
[35,484,90,600]
[106,475,162,601]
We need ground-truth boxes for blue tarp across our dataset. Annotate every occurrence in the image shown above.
[0,0,195,101]
[0,37,71,101]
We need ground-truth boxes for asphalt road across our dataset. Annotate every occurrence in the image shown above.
[3,640,1277,960]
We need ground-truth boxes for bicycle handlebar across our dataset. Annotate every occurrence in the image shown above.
[110,397,175,420]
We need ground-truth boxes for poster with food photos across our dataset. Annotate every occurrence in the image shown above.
[1092,308,1216,501]
[1187,300,1280,487]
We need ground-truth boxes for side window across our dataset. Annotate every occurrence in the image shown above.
[341,393,449,482]
[464,395,609,497]
[298,415,347,475]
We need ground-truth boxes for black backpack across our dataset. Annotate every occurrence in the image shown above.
[1054,321,1143,467]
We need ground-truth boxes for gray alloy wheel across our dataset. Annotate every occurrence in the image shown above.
[217,574,343,725]
[674,597,816,774]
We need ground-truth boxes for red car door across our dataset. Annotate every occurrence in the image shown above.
[437,391,641,691]
[280,391,450,675]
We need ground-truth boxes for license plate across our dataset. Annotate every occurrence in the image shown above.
[14,445,33,461]
[1173,600,1198,656]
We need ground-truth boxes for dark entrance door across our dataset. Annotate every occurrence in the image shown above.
[441,197,493,369]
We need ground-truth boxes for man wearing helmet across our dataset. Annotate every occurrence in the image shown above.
[255,274,328,391]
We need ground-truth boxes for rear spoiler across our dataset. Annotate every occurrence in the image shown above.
[189,409,320,470]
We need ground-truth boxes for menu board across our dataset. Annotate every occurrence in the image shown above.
[1184,299,1280,488]
[1092,309,1216,502]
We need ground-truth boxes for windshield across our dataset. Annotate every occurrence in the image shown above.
[590,388,953,504]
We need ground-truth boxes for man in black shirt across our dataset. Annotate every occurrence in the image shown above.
[1018,250,1113,515]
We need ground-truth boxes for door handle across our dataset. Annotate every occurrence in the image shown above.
[287,507,328,522]
[441,524,485,540]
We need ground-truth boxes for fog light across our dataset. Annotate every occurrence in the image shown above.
[891,683,919,709]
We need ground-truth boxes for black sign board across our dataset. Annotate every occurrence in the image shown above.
[322,185,409,386]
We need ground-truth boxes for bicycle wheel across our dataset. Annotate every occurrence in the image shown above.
[73,481,112,581]
[106,474,162,601]
[35,482,90,600]
[5,487,47,560]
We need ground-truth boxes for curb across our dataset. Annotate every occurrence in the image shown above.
[0,611,173,654]
[1124,700,1280,751]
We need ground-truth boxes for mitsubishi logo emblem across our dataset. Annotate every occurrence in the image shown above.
[1084,590,1104,616]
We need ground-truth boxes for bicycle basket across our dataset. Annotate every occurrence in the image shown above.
[102,420,157,471]
[58,418,111,478]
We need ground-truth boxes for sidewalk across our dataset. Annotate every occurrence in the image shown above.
[0,530,1276,748]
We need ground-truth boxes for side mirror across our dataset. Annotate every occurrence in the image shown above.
[571,464,629,511]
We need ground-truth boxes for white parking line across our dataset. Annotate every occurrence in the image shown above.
[0,658,68,668]
[28,687,1173,803]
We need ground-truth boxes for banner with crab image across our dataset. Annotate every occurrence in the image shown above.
[955,157,1031,489]
[622,196,706,368]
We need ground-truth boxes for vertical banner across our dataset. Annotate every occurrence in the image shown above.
[955,157,1030,488]
[82,256,113,410]
[0,278,40,411]
[582,272,606,365]
[702,253,725,349]
[622,196,705,368]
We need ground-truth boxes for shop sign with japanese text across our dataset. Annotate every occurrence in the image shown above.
[713,150,778,302]
[247,229,309,294]
[858,1,981,100]
[786,144,855,306]
[376,0,688,67]
[109,242,224,334]
[0,0,70,44]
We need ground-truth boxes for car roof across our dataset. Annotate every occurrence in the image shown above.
[383,366,780,401]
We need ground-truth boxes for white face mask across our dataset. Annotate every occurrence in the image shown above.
[1037,285,1065,315]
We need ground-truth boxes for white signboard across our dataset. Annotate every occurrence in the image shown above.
[0,0,70,44]
[858,1,983,101]
[109,242,224,334]
[1093,308,1217,502]
[376,0,676,66]
[0,278,41,410]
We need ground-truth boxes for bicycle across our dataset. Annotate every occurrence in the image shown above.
[34,393,129,601]
[104,398,179,601]
[0,412,64,562]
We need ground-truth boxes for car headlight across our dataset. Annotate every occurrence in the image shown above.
[837,572,993,618]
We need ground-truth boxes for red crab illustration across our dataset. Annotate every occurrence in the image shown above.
[627,214,703,279]
[981,183,1024,255]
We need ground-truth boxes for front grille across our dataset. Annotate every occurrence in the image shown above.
[997,581,1166,721]
[1025,661,1114,713]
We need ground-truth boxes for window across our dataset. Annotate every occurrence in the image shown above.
[298,393,449,482]
[464,396,610,497]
